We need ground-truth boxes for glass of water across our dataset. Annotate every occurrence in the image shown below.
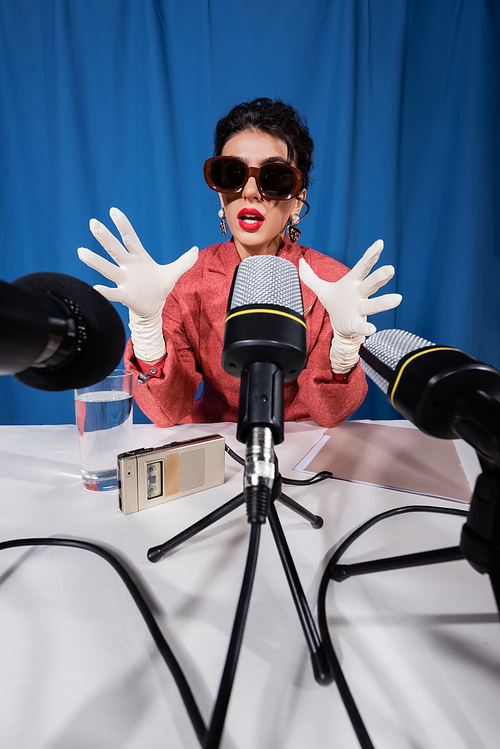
[74,369,134,492]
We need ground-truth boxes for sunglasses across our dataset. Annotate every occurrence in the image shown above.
[204,156,304,200]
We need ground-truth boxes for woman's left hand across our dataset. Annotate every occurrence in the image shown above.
[299,240,402,374]
[298,239,402,337]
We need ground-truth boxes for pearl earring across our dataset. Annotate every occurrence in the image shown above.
[218,208,227,236]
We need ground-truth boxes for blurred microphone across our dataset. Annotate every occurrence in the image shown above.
[222,255,307,523]
[1,272,125,391]
[360,329,500,463]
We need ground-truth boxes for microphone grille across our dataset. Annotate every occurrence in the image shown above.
[230,255,304,315]
[361,329,434,393]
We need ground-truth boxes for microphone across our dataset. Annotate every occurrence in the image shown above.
[1,272,126,391]
[222,254,307,444]
[360,329,500,463]
[222,255,307,523]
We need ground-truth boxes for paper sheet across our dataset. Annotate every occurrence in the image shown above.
[295,421,473,503]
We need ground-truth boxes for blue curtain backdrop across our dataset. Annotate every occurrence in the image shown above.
[0,0,499,425]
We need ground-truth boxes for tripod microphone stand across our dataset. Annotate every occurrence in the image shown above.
[147,408,334,749]
[327,393,500,619]
[147,426,334,686]
[328,457,500,616]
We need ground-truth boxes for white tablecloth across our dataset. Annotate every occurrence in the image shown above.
[0,420,498,749]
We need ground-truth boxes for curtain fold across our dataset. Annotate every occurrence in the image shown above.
[1,0,498,425]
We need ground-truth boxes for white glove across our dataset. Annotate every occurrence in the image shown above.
[299,240,402,374]
[78,207,198,362]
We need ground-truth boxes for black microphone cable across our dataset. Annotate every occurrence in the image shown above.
[317,503,470,749]
[0,524,262,749]
[0,536,207,744]
[0,499,472,749]
[224,442,335,486]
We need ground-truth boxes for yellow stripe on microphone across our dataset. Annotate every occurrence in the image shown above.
[225,308,307,329]
[389,346,459,406]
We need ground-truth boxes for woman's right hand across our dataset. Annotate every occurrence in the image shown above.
[77,207,198,319]
[78,207,198,363]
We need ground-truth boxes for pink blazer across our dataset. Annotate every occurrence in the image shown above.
[125,237,367,428]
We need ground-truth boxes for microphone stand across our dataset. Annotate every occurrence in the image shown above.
[147,434,333,685]
[327,392,500,618]
[147,362,334,747]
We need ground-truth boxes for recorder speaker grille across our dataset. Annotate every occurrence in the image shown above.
[179,448,205,492]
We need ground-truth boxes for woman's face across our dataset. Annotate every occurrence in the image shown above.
[219,129,306,260]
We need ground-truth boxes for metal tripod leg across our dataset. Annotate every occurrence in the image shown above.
[330,546,464,581]
[148,493,245,562]
[277,492,323,529]
[268,501,333,685]
[148,484,323,561]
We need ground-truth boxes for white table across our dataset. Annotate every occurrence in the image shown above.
[0,420,498,749]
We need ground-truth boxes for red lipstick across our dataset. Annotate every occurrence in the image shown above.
[237,207,264,231]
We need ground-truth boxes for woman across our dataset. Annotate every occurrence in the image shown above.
[78,98,401,428]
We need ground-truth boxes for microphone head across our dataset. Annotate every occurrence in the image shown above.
[361,329,434,393]
[11,273,126,391]
[361,329,500,439]
[222,256,307,381]
[229,255,304,314]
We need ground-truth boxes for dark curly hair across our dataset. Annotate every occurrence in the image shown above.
[213,98,314,191]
